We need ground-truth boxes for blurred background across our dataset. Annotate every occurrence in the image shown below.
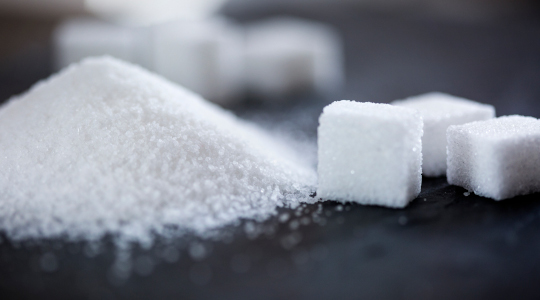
[0,0,539,115]
[1,1,540,299]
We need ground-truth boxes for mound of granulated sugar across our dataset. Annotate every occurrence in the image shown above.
[0,56,316,244]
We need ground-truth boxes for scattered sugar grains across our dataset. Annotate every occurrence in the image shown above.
[0,56,317,244]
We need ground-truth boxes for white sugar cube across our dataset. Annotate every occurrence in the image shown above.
[53,18,141,70]
[152,18,244,105]
[392,92,495,177]
[85,0,228,26]
[245,17,344,100]
[447,115,540,200]
[317,101,423,208]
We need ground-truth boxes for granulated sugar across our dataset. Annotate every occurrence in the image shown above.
[0,56,316,244]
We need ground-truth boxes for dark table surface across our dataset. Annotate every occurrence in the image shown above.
[1,3,540,299]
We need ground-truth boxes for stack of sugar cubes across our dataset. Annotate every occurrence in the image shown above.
[318,93,540,208]
[53,16,344,105]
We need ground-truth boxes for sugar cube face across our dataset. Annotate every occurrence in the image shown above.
[392,92,495,177]
[317,101,423,208]
[245,17,344,99]
[447,115,540,200]
[53,18,140,70]
[152,18,244,105]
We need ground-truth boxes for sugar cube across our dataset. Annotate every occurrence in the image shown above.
[53,18,141,70]
[245,17,344,100]
[317,101,423,208]
[86,0,228,26]
[447,115,540,200]
[392,92,495,177]
[152,18,244,105]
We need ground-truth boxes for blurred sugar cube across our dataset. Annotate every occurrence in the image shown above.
[245,17,344,100]
[317,101,423,208]
[152,18,244,105]
[53,17,244,105]
[53,17,141,70]
[447,115,540,200]
[53,15,345,105]
[86,0,228,26]
[392,92,495,177]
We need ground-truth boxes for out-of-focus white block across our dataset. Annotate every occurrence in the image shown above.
[447,115,540,200]
[53,17,142,70]
[152,18,244,105]
[245,17,344,99]
[317,101,423,208]
[392,92,495,177]
[86,0,227,26]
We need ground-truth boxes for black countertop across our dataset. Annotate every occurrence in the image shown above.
[1,3,540,299]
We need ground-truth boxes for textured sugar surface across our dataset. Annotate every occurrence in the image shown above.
[0,56,316,244]
[447,115,540,200]
[317,101,423,208]
[392,92,495,177]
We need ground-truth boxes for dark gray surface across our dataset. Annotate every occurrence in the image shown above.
[1,4,540,300]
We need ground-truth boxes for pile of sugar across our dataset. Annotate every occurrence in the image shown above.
[0,56,316,244]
